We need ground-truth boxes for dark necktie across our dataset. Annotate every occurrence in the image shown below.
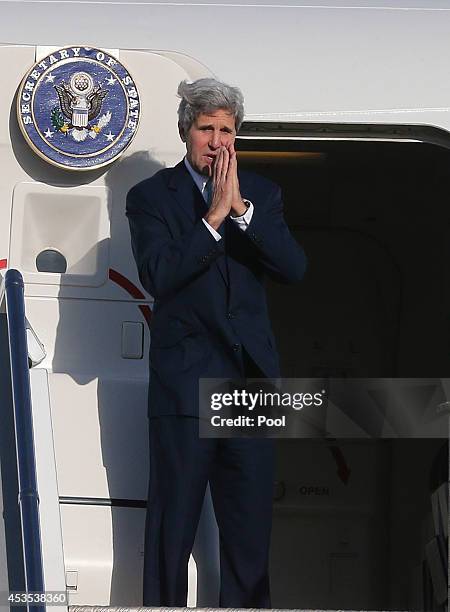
[205,179,213,207]
[208,179,229,286]
[205,179,224,238]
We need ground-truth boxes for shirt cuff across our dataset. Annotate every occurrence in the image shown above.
[202,217,222,241]
[230,200,253,231]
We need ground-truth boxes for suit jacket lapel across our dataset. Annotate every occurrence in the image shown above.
[168,160,207,223]
[168,161,229,288]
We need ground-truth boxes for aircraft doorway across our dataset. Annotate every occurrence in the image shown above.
[237,135,449,611]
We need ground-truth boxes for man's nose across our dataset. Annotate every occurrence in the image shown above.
[209,130,222,149]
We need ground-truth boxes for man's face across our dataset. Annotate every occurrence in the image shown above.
[180,109,236,177]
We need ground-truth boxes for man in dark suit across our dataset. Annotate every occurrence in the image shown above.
[126,78,306,608]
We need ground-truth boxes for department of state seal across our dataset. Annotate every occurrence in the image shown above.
[17,46,141,170]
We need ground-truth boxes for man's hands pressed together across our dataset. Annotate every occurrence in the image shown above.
[204,143,248,231]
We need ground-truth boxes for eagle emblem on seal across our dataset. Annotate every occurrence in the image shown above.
[53,71,111,141]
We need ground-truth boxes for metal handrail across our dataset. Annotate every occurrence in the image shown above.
[2,269,45,610]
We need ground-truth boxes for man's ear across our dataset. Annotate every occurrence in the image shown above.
[178,123,185,142]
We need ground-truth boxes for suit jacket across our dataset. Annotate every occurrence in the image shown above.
[126,160,307,417]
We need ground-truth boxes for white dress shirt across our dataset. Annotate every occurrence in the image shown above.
[184,157,253,242]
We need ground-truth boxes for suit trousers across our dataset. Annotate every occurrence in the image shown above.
[143,351,275,608]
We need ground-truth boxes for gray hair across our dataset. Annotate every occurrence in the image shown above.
[177,78,245,134]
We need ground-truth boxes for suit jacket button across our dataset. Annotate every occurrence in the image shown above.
[227,312,234,319]
[232,343,240,351]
